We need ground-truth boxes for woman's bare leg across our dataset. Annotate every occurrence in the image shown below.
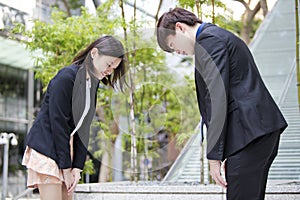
[38,184,62,200]
[62,183,73,200]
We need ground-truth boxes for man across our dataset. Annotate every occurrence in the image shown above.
[156,8,287,200]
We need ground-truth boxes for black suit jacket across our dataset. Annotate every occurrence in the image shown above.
[194,23,287,161]
[25,64,99,169]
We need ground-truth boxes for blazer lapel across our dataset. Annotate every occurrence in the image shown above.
[72,66,86,127]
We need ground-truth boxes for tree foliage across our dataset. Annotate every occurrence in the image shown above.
[13,1,117,86]
[233,0,268,43]
[116,0,200,180]
[177,0,264,43]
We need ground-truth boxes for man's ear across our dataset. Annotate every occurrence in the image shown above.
[175,22,185,33]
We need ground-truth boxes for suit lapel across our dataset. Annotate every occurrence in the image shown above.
[72,66,86,126]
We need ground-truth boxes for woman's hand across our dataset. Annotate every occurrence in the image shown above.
[67,168,82,195]
[209,159,227,189]
[62,168,75,191]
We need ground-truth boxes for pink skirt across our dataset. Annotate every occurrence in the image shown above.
[22,146,64,188]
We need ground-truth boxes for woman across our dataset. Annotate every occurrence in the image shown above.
[22,35,126,200]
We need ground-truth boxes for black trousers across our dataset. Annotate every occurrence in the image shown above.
[225,131,281,200]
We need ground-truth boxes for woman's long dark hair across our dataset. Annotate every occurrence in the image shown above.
[72,35,127,91]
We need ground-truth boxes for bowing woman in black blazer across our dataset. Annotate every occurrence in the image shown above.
[22,35,126,200]
[156,8,287,200]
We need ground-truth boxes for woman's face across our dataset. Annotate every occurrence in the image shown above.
[91,48,122,80]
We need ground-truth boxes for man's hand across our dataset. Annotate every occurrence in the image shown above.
[209,160,227,189]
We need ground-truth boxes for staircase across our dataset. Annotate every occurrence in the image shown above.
[251,0,300,180]
[162,133,203,182]
[176,134,202,182]
[177,146,201,182]
[269,73,300,180]
[163,0,300,183]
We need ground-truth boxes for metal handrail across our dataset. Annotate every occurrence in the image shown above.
[13,188,35,200]
[277,59,296,107]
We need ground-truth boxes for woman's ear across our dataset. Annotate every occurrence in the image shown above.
[91,48,98,59]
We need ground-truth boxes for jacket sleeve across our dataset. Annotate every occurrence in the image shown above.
[195,33,230,161]
[48,68,75,169]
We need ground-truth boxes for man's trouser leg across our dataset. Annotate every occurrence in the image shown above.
[225,131,281,200]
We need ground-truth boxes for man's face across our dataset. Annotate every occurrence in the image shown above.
[165,24,195,56]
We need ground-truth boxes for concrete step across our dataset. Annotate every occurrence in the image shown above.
[180,171,201,175]
[73,181,300,200]
[271,163,300,167]
[274,156,300,160]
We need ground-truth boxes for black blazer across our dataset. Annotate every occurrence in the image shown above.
[25,64,99,169]
[194,23,287,161]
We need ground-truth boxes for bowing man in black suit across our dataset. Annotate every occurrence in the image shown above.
[22,36,126,200]
[156,7,287,200]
